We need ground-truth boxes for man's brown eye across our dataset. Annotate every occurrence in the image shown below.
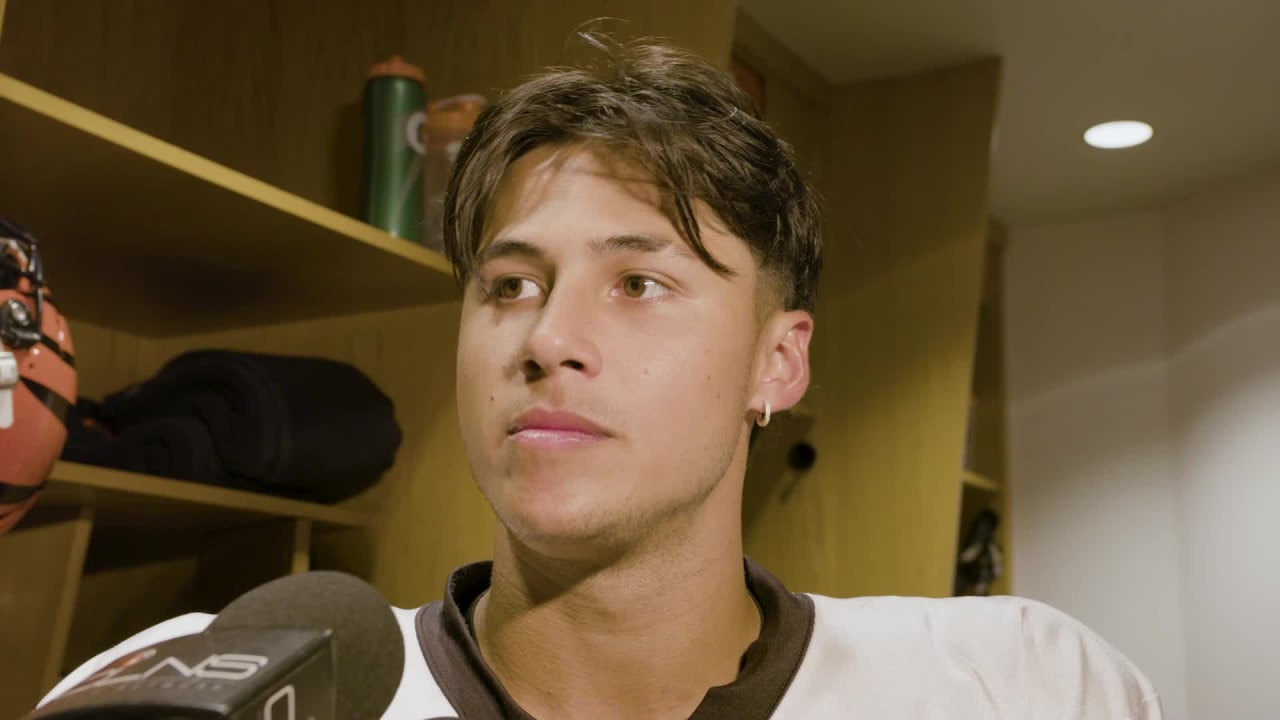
[623,276,652,298]
[497,278,525,299]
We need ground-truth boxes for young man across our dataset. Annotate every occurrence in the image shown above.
[42,37,1162,719]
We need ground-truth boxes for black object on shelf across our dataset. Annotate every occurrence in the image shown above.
[63,350,402,503]
[954,509,1003,596]
[64,399,230,486]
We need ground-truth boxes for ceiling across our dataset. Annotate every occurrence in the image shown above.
[736,0,1280,227]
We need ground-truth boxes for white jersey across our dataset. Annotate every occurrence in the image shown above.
[41,560,1162,719]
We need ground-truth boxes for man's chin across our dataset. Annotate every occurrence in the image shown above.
[494,498,634,562]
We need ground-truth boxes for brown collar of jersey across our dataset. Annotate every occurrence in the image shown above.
[415,557,815,719]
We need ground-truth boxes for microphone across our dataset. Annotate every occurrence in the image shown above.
[27,571,405,719]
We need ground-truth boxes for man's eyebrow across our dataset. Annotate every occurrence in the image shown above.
[588,233,697,259]
[474,233,697,268]
[473,239,546,269]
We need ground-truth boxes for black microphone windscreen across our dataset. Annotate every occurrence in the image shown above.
[208,570,404,720]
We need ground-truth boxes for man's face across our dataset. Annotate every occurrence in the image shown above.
[456,144,767,558]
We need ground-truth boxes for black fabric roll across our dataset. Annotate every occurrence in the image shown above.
[63,401,231,486]
[96,351,402,503]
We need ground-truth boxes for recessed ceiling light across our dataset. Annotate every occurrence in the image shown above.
[1084,121,1154,149]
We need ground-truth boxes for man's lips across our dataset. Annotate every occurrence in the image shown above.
[507,408,611,440]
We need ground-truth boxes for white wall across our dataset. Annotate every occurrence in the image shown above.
[1005,212,1190,719]
[1006,165,1280,720]
[1164,168,1280,718]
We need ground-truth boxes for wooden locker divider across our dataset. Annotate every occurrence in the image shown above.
[0,506,94,719]
[958,224,1014,596]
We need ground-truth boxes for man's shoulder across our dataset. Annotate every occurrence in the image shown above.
[806,591,1098,643]
[784,593,1163,719]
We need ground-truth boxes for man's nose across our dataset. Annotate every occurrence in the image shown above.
[519,284,603,381]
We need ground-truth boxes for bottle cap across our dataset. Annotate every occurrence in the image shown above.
[428,95,488,131]
[368,55,425,84]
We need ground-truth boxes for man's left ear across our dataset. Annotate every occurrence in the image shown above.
[753,310,814,413]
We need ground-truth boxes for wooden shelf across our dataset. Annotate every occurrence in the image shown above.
[40,461,371,534]
[0,73,459,337]
[961,470,1001,493]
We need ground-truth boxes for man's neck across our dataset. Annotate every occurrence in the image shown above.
[474,506,761,719]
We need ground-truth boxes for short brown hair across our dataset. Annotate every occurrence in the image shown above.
[443,33,823,313]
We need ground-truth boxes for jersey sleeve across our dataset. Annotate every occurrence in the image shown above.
[36,612,216,710]
[1008,597,1164,719]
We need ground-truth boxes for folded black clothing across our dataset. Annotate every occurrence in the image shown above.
[62,399,113,458]
[98,350,402,503]
[63,401,230,487]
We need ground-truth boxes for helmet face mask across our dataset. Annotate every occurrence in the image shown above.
[0,218,76,536]
[1,229,43,350]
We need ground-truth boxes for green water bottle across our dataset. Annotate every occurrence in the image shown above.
[361,55,427,241]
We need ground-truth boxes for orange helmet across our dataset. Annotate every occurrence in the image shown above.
[0,217,76,536]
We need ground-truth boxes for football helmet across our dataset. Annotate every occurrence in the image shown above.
[0,217,76,536]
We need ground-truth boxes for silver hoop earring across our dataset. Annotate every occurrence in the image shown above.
[756,400,771,428]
